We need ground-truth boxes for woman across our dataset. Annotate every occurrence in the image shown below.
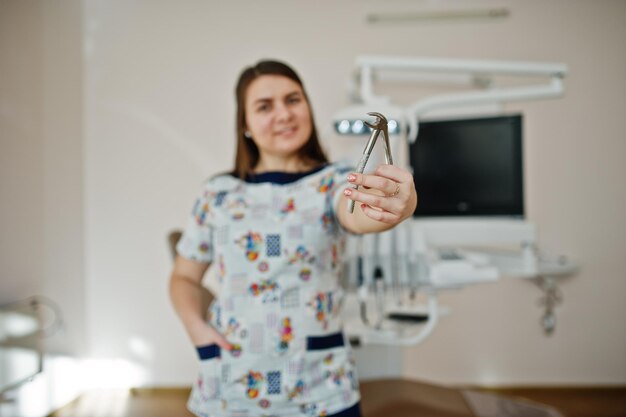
[170,60,417,417]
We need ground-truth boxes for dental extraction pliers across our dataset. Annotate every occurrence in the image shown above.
[348,112,393,213]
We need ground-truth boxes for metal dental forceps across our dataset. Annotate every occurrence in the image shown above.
[348,112,394,213]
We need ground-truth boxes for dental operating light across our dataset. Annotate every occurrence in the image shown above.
[334,118,401,135]
[333,102,406,136]
[332,55,569,142]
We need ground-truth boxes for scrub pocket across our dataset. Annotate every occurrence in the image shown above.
[194,344,223,401]
[301,332,358,404]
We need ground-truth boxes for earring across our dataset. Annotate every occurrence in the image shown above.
[244,131,252,138]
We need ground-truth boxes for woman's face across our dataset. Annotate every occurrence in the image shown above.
[244,75,312,162]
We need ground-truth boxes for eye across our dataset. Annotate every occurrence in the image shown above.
[287,96,302,105]
[256,103,271,112]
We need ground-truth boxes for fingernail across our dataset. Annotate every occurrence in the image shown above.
[360,203,367,209]
[343,188,352,196]
[347,174,356,182]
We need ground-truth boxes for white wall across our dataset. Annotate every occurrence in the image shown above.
[400,1,626,386]
[1,0,45,304]
[1,0,85,356]
[2,0,624,392]
[1,1,86,414]
[82,0,626,387]
[41,0,86,357]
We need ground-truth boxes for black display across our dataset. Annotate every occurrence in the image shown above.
[410,114,524,217]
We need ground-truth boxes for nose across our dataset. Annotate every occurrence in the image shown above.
[275,102,293,122]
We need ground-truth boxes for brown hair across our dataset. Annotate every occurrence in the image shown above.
[233,59,328,179]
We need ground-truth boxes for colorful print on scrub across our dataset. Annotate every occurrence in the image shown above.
[177,161,360,417]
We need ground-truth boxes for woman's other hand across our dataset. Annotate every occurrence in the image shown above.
[190,321,233,351]
[169,256,233,351]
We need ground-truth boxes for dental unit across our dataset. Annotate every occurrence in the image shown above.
[334,56,578,346]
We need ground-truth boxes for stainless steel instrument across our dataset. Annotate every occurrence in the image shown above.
[348,112,393,213]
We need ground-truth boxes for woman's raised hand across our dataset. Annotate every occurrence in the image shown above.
[344,164,418,225]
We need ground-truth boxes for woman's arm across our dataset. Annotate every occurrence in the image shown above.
[336,164,418,234]
[169,255,232,350]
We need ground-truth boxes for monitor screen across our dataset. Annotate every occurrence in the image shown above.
[410,114,524,217]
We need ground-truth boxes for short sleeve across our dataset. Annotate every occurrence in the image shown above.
[176,186,214,263]
[328,159,356,234]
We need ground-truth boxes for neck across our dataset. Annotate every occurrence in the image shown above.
[254,154,311,174]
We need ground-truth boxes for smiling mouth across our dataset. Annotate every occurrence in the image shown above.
[275,126,297,135]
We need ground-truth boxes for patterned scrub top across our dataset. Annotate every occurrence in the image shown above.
[177,161,360,417]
